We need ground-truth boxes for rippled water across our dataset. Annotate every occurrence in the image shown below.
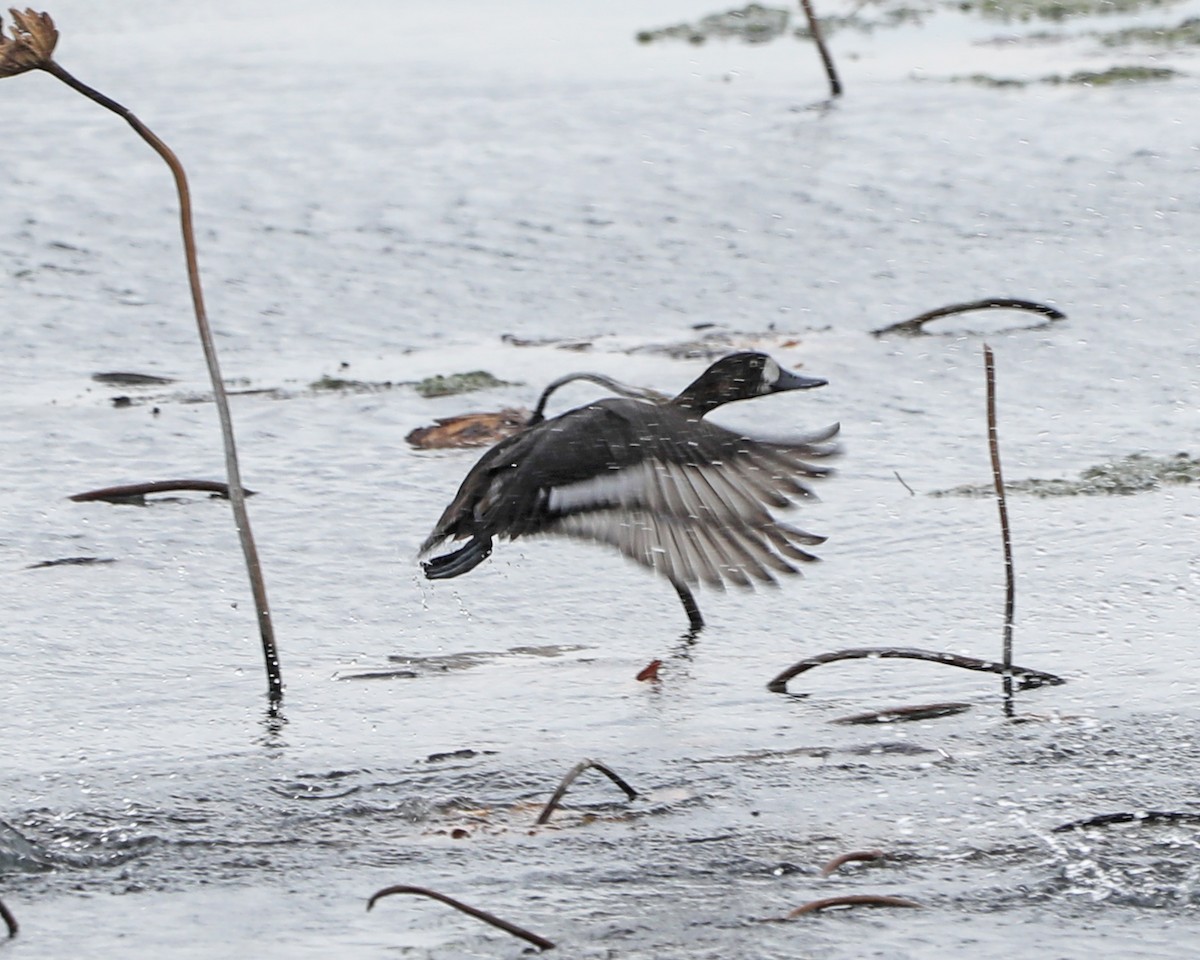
[3,0,1200,956]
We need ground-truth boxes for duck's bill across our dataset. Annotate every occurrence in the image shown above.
[776,369,828,391]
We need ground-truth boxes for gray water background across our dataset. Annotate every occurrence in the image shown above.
[3,1,1200,956]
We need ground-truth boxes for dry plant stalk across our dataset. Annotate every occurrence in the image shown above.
[536,759,638,825]
[818,849,885,877]
[984,345,1016,713]
[870,298,1065,337]
[70,479,255,503]
[367,885,555,952]
[767,646,1063,694]
[1,8,282,703]
[797,0,841,98]
[785,894,921,917]
[0,894,17,938]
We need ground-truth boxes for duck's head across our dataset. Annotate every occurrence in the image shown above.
[673,352,827,414]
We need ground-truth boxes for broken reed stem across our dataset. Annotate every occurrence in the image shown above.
[797,0,841,98]
[367,885,555,952]
[40,59,282,705]
[0,895,16,938]
[536,759,639,825]
[984,345,1015,713]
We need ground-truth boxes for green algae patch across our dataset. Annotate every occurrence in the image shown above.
[413,371,518,399]
[934,453,1200,498]
[1058,64,1181,83]
[637,4,792,44]
[310,374,386,392]
[637,1,937,43]
[955,63,1180,86]
[954,73,1033,87]
[956,0,1185,23]
[1098,16,1200,46]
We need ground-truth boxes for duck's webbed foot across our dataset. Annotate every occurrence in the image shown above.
[672,580,705,633]
[423,536,494,580]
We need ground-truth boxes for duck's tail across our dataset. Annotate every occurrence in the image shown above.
[421,535,494,580]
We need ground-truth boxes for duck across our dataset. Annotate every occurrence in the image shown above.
[419,352,838,632]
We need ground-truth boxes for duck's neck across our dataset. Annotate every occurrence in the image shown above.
[672,374,730,415]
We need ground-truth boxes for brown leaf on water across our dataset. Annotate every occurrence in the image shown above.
[636,659,662,682]
[406,409,528,449]
[0,8,58,77]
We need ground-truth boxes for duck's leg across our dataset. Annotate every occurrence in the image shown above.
[671,579,705,633]
[423,535,494,580]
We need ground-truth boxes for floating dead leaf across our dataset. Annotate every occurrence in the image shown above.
[407,409,528,449]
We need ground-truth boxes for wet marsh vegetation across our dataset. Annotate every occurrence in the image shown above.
[3,0,1200,957]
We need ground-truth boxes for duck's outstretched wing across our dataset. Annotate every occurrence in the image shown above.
[502,400,839,589]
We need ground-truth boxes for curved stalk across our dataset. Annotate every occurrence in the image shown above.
[40,59,282,705]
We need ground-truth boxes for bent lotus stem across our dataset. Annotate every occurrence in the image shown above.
[69,479,256,503]
[367,885,555,952]
[2,9,282,704]
[818,849,885,877]
[536,758,639,825]
[766,647,1064,694]
[785,894,921,918]
[869,298,1066,337]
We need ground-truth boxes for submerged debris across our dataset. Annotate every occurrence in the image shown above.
[25,556,115,569]
[832,702,972,725]
[934,453,1200,498]
[1053,810,1200,832]
[69,479,255,504]
[91,371,176,386]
